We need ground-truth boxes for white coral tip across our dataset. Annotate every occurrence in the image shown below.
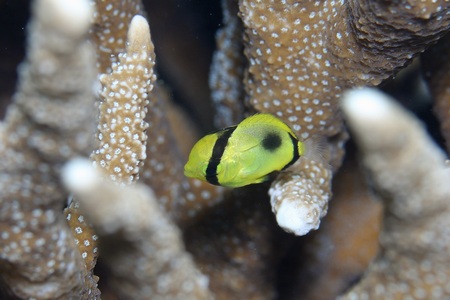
[39,0,93,37]
[341,87,391,122]
[128,15,151,52]
[275,200,319,236]
[62,158,98,194]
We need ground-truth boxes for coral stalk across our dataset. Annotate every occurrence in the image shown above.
[237,0,450,236]
[64,12,156,281]
[339,88,450,299]
[91,14,155,185]
[422,32,450,153]
[0,0,99,298]
[90,0,145,74]
[209,0,246,128]
[62,159,213,300]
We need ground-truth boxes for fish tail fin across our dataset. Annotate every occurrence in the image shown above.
[302,135,330,167]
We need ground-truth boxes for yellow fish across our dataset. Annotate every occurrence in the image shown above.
[184,113,306,187]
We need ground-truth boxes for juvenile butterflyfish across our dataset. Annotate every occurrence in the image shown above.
[184,113,308,187]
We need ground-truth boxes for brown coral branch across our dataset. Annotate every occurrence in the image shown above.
[90,0,225,226]
[269,159,332,236]
[0,0,99,298]
[62,159,213,300]
[339,88,450,299]
[62,0,149,277]
[138,54,224,226]
[184,184,288,299]
[236,0,450,236]
[276,154,382,300]
[209,0,246,128]
[422,32,450,153]
[64,199,99,273]
[64,12,156,282]
[140,85,224,225]
[2,0,448,298]
[342,0,450,85]
[91,14,155,184]
[90,0,146,74]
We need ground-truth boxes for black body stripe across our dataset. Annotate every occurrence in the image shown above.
[205,126,237,185]
[282,133,300,170]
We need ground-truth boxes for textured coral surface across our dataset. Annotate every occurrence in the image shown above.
[339,88,450,299]
[0,0,100,298]
[0,0,449,299]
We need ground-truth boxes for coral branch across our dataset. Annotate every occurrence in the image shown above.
[141,92,224,225]
[209,0,246,128]
[90,1,225,226]
[275,154,382,299]
[0,0,99,298]
[269,159,331,236]
[91,14,155,184]
[90,0,145,73]
[64,13,155,281]
[139,48,224,226]
[422,32,450,153]
[346,0,450,85]
[62,159,213,300]
[64,199,99,272]
[237,0,450,236]
[2,0,449,298]
[184,185,287,299]
[63,1,149,277]
[339,88,450,299]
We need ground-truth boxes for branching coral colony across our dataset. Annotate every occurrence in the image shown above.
[0,0,99,298]
[339,88,450,299]
[0,0,450,299]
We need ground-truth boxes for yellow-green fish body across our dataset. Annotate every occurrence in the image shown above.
[184,114,305,187]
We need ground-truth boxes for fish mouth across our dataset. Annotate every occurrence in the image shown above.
[183,163,202,180]
[183,163,193,176]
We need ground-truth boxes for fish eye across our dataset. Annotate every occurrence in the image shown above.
[261,132,282,152]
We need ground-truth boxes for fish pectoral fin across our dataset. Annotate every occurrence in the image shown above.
[229,132,261,152]
[253,172,276,184]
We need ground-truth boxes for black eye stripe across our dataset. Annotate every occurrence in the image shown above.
[282,133,300,170]
[205,126,237,185]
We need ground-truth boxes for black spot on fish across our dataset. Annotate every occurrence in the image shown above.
[262,132,282,151]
